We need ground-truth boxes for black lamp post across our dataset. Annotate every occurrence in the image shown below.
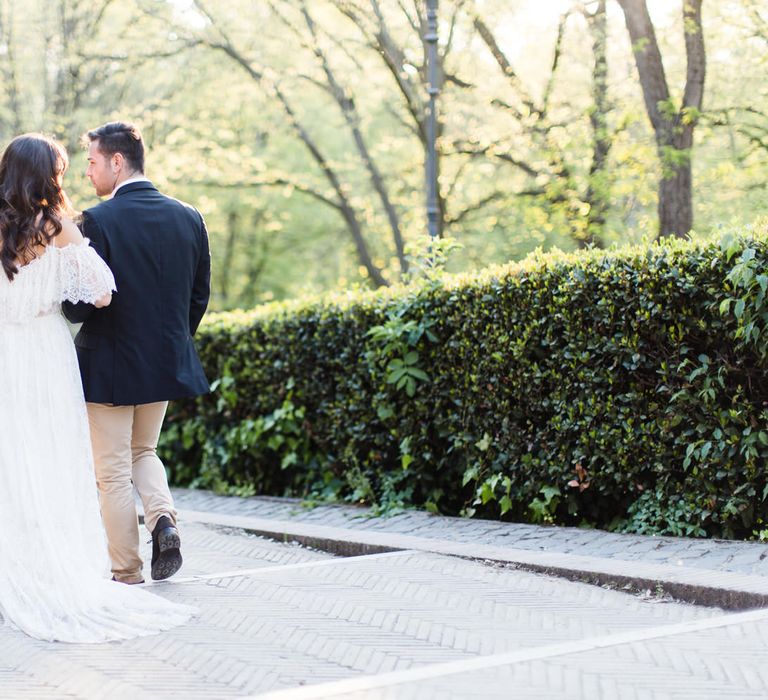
[425,0,440,240]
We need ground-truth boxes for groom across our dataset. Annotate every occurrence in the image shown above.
[63,121,210,584]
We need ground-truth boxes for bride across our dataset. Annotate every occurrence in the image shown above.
[0,133,194,643]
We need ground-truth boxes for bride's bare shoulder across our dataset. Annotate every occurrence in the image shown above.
[53,216,84,248]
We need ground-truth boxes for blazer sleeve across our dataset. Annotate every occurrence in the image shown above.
[189,212,211,336]
[61,211,110,324]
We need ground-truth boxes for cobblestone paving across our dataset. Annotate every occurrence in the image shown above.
[171,488,768,578]
[2,519,768,699]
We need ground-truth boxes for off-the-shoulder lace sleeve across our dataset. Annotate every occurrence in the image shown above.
[56,239,116,305]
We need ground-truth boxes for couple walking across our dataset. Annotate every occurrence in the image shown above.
[0,122,210,642]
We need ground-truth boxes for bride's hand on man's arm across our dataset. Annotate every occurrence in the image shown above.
[94,292,112,308]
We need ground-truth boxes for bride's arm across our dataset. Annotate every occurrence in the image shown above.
[53,217,115,310]
[57,219,111,308]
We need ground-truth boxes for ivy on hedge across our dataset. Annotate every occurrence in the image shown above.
[159,225,768,539]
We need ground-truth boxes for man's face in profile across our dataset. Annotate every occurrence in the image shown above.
[85,140,117,197]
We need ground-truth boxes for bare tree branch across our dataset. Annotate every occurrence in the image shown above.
[445,190,507,226]
[617,0,706,237]
[682,0,706,115]
[298,0,408,274]
[449,140,543,179]
[443,0,468,62]
[473,14,539,118]
[444,72,474,89]
[187,0,389,287]
[616,0,672,139]
[396,0,419,32]
[541,10,572,118]
[171,176,343,210]
[77,40,203,63]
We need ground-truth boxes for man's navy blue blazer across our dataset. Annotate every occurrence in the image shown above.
[62,180,211,406]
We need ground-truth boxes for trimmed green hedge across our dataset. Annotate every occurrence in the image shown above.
[160,226,768,538]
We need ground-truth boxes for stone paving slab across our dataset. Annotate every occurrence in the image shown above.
[169,489,768,577]
[174,508,768,610]
[167,489,768,609]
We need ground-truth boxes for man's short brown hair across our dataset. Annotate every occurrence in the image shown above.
[85,121,145,173]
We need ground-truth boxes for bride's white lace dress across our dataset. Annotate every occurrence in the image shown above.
[0,240,194,643]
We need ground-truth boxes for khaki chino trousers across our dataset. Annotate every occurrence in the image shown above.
[87,401,177,584]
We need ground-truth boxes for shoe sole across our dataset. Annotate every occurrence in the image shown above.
[151,528,183,581]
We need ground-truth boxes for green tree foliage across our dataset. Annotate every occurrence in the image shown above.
[0,0,764,307]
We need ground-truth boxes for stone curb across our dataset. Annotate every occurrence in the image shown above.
[176,508,768,611]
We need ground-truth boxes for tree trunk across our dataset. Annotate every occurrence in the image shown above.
[582,0,610,248]
[220,209,238,303]
[617,0,705,239]
[341,0,445,237]
[658,156,692,237]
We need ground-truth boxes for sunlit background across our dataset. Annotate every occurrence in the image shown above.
[0,0,765,310]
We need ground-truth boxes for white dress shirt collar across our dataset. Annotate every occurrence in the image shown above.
[111,175,151,197]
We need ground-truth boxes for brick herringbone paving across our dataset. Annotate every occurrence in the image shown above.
[304,620,768,699]
[3,520,768,699]
[167,489,768,610]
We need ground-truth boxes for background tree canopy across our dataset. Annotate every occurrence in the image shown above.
[0,0,765,310]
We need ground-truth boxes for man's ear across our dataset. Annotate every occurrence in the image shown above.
[111,152,124,173]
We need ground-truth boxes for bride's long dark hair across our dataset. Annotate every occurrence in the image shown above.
[0,133,74,281]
